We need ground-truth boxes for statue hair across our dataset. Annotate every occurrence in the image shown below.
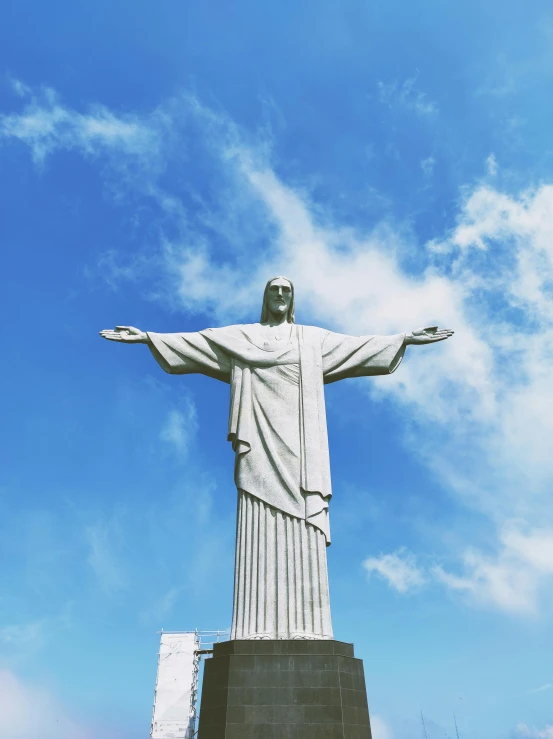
[260,276,295,324]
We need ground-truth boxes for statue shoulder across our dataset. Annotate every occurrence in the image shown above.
[297,324,329,344]
[298,323,327,331]
[202,323,252,333]
[202,323,264,343]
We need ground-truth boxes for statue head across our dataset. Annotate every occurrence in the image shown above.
[260,276,295,324]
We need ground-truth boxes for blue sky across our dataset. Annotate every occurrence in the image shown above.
[1,1,553,737]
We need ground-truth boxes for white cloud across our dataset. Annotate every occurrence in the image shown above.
[421,156,436,177]
[365,523,553,615]
[0,670,100,739]
[371,714,395,739]
[153,586,180,617]
[85,520,127,594]
[378,75,438,117]
[159,396,198,459]
[363,550,426,593]
[486,153,498,176]
[517,724,553,738]
[0,81,163,167]
[0,622,44,648]
[502,526,553,574]
[6,84,553,616]
[527,683,553,695]
[433,546,539,616]
[9,78,32,98]
[0,606,73,663]
[140,587,181,624]
[424,184,553,520]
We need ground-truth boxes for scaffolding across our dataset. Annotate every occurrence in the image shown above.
[150,630,229,739]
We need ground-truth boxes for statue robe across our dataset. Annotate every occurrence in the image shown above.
[147,324,405,639]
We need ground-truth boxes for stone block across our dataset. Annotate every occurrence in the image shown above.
[197,640,372,739]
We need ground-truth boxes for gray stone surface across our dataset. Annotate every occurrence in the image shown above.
[197,640,372,739]
[100,277,453,641]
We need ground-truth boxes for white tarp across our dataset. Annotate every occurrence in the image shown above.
[151,632,198,739]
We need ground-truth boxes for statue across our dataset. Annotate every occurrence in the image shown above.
[100,277,453,641]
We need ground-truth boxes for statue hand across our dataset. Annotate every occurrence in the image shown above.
[405,326,454,345]
[99,326,148,343]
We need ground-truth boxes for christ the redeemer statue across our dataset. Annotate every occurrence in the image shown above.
[100,277,452,641]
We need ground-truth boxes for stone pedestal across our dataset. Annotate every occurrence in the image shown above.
[197,640,372,739]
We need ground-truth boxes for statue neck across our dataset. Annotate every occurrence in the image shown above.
[263,312,289,327]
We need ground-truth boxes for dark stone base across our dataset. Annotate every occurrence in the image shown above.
[197,640,372,739]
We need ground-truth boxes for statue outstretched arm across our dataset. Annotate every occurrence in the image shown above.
[321,325,453,384]
[99,326,148,343]
[404,326,454,345]
[99,325,232,382]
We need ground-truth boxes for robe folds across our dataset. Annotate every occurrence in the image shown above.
[147,323,405,639]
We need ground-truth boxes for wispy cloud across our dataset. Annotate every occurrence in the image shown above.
[363,550,426,593]
[517,724,553,738]
[85,520,127,594]
[370,714,395,739]
[527,683,553,695]
[424,184,553,520]
[0,621,47,670]
[368,523,553,615]
[432,528,548,616]
[421,156,436,177]
[0,622,44,648]
[140,587,181,624]
[0,81,161,166]
[159,395,198,460]
[5,83,553,616]
[0,605,73,664]
[486,153,498,176]
[0,670,118,739]
[377,74,438,117]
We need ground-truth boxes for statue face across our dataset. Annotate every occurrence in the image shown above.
[267,277,292,319]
